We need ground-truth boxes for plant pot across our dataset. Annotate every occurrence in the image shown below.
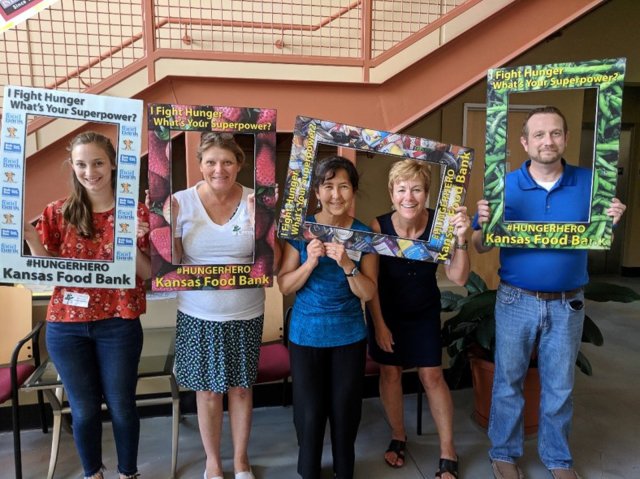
[469,357,541,436]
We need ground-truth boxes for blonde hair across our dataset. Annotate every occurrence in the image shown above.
[63,132,117,237]
[197,132,245,167]
[388,159,431,193]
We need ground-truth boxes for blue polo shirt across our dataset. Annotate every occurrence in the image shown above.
[287,217,370,348]
[487,160,591,292]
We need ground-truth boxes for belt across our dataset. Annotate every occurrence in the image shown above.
[500,282,582,301]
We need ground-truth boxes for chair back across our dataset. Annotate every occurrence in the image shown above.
[262,278,284,342]
[0,286,34,364]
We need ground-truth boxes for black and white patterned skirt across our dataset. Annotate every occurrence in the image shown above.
[174,310,264,393]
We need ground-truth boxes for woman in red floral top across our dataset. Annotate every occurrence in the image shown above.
[24,131,151,479]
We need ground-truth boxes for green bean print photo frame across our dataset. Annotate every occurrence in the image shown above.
[482,58,626,249]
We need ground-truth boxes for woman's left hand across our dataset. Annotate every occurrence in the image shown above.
[323,241,351,270]
[451,206,471,243]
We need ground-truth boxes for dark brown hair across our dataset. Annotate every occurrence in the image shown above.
[312,155,359,192]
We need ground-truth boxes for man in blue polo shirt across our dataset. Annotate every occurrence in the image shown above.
[472,106,626,479]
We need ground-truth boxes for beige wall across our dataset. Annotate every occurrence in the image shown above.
[352,0,640,278]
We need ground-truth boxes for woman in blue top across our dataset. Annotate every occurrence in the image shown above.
[278,155,378,479]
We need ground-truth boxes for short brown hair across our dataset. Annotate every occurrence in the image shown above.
[197,132,245,166]
[521,106,568,138]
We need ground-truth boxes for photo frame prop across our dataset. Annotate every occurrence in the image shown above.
[483,57,626,249]
[0,85,143,287]
[278,116,474,263]
[1,0,58,32]
[148,104,277,291]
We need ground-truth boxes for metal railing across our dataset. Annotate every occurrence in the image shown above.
[0,0,478,119]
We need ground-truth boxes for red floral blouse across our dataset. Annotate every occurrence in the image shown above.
[36,199,149,322]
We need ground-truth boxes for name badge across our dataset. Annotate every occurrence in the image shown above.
[346,249,362,262]
[62,291,90,308]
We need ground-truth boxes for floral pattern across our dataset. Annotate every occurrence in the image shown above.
[36,199,149,322]
[174,311,263,393]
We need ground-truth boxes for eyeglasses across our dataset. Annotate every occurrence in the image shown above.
[201,131,235,142]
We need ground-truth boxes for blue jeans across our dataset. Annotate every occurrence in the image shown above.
[46,318,143,477]
[488,283,584,470]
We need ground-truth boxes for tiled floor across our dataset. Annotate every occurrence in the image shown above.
[2,277,640,478]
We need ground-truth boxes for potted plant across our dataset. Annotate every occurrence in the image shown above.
[441,272,640,433]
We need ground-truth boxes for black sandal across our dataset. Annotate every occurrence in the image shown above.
[435,457,459,478]
[384,438,406,468]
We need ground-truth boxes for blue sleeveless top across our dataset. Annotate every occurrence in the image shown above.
[287,216,371,347]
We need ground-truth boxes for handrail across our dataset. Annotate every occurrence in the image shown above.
[47,0,363,90]
[157,0,362,33]
[0,0,497,129]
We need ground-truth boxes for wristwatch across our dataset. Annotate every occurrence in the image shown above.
[345,266,360,277]
[455,240,468,250]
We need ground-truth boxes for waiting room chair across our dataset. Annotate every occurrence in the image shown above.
[256,303,291,406]
[256,283,291,405]
[0,285,48,479]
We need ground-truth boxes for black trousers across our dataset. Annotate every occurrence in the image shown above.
[289,339,366,479]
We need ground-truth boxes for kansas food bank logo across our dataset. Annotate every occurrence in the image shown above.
[3,143,21,153]
[4,113,24,125]
[117,237,134,246]
[1,228,18,238]
[120,155,137,165]
[118,197,135,207]
[2,186,19,197]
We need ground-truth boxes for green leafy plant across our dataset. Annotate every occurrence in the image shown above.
[441,272,640,389]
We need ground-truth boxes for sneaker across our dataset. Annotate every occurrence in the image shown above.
[550,469,582,479]
[491,460,525,479]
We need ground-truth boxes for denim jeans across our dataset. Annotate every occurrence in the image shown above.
[488,283,584,470]
[46,317,143,477]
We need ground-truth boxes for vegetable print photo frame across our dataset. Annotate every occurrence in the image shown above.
[0,85,143,288]
[483,58,626,249]
[147,103,277,291]
[278,116,474,263]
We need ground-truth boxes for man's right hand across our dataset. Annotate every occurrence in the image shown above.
[472,199,494,253]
